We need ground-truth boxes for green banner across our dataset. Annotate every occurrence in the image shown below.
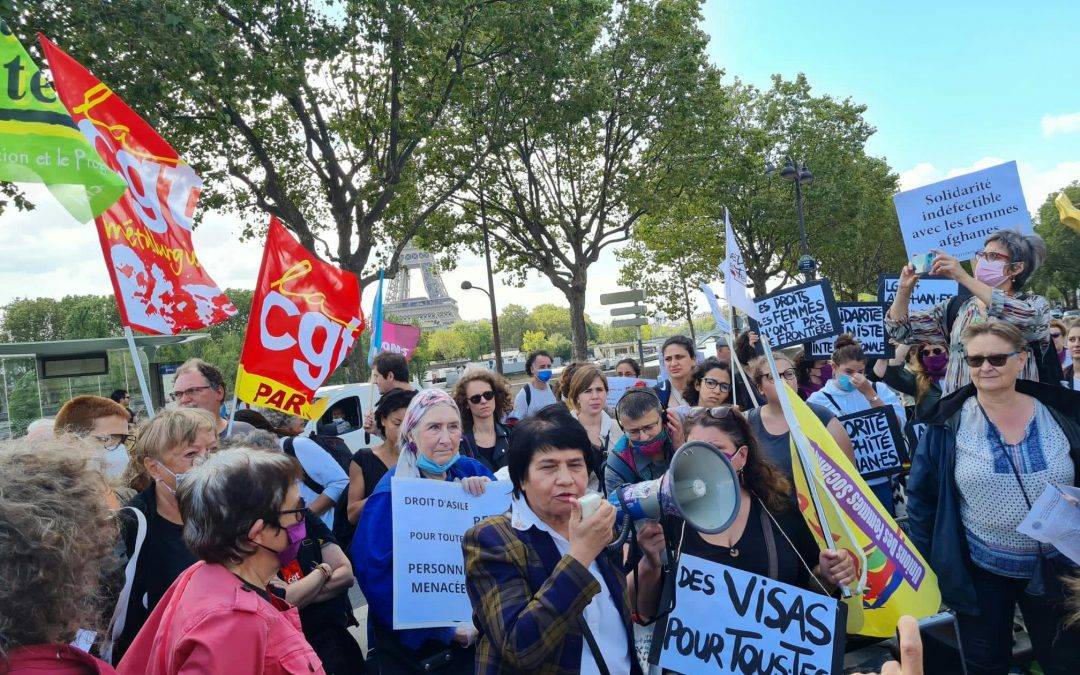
[0,21,125,221]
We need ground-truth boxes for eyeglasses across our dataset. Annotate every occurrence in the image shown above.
[963,351,1020,368]
[277,496,307,525]
[92,433,135,449]
[624,419,661,439]
[975,251,1012,263]
[701,378,732,393]
[920,346,946,357]
[170,385,213,401]
[467,390,496,405]
[1050,332,1062,339]
[763,369,798,382]
[690,406,736,420]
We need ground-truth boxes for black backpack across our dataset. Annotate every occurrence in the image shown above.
[944,295,1064,385]
[283,434,355,545]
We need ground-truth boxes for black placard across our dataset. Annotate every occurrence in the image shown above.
[749,280,842,350]
[838,407,909,479]
[807,302,893,360]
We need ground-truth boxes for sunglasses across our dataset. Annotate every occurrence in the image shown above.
[701,378,732,393]
[467,390,496,405]
[1050,332,1062,339]
[689,405,736,420]
[963,351,1020,368]
[920,346,946,357]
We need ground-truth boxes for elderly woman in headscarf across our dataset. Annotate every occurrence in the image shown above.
[350,388,494,673]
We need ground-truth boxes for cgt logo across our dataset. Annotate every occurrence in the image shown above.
[259,290,361,392]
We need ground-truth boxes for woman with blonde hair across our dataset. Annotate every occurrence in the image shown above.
[453,369,514,471]
[0,437,120,673]
[109,408,217,665]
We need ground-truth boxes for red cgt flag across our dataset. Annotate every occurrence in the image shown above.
[40,36,235,334]
[236,218,365,419]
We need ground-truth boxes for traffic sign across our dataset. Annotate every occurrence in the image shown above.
[611,317,648,328]
[609,305,646,316]
[600,289,645,305]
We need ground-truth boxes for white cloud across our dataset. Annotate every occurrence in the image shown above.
[897,157,1080,211]
[1041,112,1080,138]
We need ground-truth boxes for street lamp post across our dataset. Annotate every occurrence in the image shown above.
[771,158,816,282]
[462,184,503,374]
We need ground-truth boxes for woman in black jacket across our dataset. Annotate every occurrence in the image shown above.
[906,319,1080,675]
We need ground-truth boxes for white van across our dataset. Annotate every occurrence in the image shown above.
[302,383,382,452]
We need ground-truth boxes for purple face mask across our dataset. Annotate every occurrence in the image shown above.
[974,257,1011,288]
[259,519,307,567]
[921,352,949,379]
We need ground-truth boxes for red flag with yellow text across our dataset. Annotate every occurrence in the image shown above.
[236,218,365,419]
[40,36,235,334]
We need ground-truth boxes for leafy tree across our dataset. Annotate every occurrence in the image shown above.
[627,74,904,300]
[496,304,530,352]
[456,0,712,360]
[17,0,599,285]
[1030,182,1080,309]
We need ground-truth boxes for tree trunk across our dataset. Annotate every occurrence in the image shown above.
[680,272,696,344]
[748,270,769,300]
[566,285,590,362]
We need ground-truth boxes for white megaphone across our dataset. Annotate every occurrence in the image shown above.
[581,441,741,541]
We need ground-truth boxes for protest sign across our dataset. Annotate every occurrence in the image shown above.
[808,303,891,360]
[893,161,1032,262]
[392,478,513,628]
[878,274,969,313]
[235,219,364,420]
[653,554,844,675]
[750,280,841,350]
[606,375,657,409]
[837,407,909,480]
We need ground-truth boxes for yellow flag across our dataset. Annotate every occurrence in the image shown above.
[1054,191,1080,235]
[764,344,941,637]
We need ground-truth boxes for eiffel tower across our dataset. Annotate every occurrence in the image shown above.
[384,245,462,329]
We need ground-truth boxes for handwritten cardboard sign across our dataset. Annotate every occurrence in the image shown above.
[391,478,512,628]
[808,303,891,360]
[653,554,845,675]
[750,280,841,350]
[838,407,909,480]
[893,161,1032,261]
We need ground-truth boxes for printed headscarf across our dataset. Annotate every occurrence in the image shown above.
[395,388,461,478]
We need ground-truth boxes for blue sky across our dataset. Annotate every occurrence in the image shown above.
[3,3,1077,321]
[703,0,1080,198]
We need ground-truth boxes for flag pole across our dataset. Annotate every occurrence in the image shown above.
[124,326,155,418]
[762,339,853,598]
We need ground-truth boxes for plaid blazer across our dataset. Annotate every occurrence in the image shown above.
[463,514,643,675]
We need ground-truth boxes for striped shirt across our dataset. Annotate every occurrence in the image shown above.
[885,289,1050,394]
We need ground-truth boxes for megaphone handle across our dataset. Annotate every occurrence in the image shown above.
[608,517,633,552]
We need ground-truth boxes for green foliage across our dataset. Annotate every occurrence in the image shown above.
[1030,182,1080,308]
[626,73,906,301]
[456,0,713,359]
[496,304,530,351]
[15,0,599,285]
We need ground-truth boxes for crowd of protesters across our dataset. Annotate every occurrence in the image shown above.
[2,230,1080,675]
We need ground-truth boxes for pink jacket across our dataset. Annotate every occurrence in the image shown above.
[5,644,117,674]
[116,561,324,675]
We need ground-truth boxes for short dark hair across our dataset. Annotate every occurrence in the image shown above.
[615,357,641,377]
[178,449,303,566]
[177,358,226,398]
[508,405,593,498]
[685,357,730,406]
[374,389,418,437]
[615,387,663,424]
[661,335,695,360]
[830,334,865,367]
[109,389,128,402]
[373,352,410,382]
[525,350,552,376]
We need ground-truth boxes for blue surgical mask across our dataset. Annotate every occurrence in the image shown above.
[837,374,855,392]
[537,369,553,383]
[417,452,461,475]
